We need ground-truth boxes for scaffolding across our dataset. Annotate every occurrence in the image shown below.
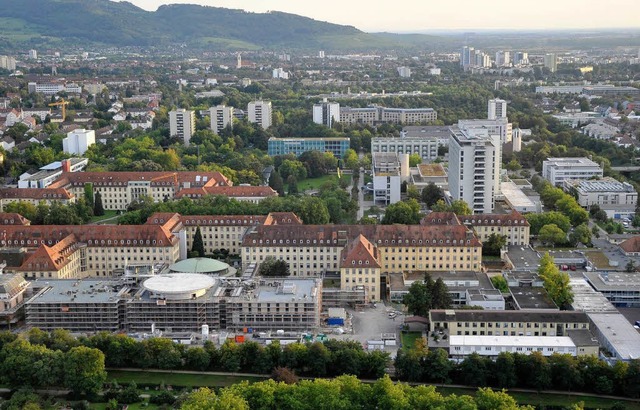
[322,287,367,309]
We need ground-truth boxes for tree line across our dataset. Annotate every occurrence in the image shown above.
[395,339,640,399]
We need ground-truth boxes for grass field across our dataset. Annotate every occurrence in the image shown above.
[89,210,119,224]
[107,370,267,387]
[400,331,423,350]
[298,174,351,192]
[438,386,640,410]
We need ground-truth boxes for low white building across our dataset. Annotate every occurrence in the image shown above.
[63,129,95,156]
[542,157,603,186]
[449,335,577,358]
[583,122,620,140]
[564,178,637,208]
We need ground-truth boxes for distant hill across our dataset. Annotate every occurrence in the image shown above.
[0,0,406,50]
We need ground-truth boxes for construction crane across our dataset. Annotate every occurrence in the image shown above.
[48,98,70,122]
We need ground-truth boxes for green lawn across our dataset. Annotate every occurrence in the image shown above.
[297,174,352,192]
[437,387,640,410]
[400,331,423,350]
[107,370,267,387]
[89,210,119,224]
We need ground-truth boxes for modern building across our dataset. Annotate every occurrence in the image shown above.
[544,53,557,72]
[458,118,512,144]
[513,52,529,66]
[410,163,448,192]
[583,271,640,308]
[312,100,340,128]
[563,178,637,208]
[448,126,502,213]
[371,153,408,205]
[447,335,596,358]
[267,137,350,159]
[542,157,604,186]
[62,129,95,156]
[209,105,234,135]
[371,126,448,161]
[339,106,437,126]
[25,276,321,333]
[28,49,37,59]
[0,56,16,71]
[272,68,289,79]
[488,98,507,120]
[397,66,412,78]
[0,268,30,325]
[461,46,475,68]
[169,109,196,146]
[494,51,510,67]
[248,100,272,129]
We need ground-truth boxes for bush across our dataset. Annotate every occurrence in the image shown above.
[150,391,177,405]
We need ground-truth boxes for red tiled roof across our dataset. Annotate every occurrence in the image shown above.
[0,188,74,200]
[0,213,31,225]
[460,211,529,227]
[175,186,277,198]
[17,234,79,271]
[264,212,303,225]
[341,234,380,268]
[420,212,461,226]
[178,215,266,226]
[48,171,231,189]
[620,236,640,253]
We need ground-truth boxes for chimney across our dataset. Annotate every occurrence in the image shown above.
[61,159,71,173]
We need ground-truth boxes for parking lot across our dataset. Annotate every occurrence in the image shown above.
[330,303,402,356]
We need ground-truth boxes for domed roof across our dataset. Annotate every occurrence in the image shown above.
[143,273,216,300]
[169,257,229,274]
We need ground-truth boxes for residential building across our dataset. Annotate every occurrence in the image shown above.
[458,118,512,144]
[22,108,51,122]
[542,157,604,186]
[397,66,411,78]
[458,211,530,246]
[312,100,340,128]
[62,129,95,155]
[25,276,321,333]
[494,51,510,67]
[267,137,350,159]
[339,106,378,126]
[0,187,75,211]
[488,98,507,120]
[169,109,196,146]
[272,68,289,79]
[461,46,475,68]
[583,122,620,140]
[448,126,502,214]
[241,223,482,278]
[563,178,637,208]
[340,234,381,302]
[339,106,437,126]
[0,56,16,71]
[513,52,529,66]
[372,153,408,205]
[544,53,557,72]
[47,171,231,211]
[209,105,234,135]
[28,49,37,59]
[248,100,272,129]
[371,125,449,160]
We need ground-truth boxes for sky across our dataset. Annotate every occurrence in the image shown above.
[120,0,640,32]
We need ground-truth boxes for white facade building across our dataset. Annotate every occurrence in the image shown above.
[449,335,577,358]
[563,178,638,208]
[0,56,16,71]
[28,49,38,59]
[169,109,196,146]
[448,126,502,214]
[312,101,340,128]
[544,53,558,72]
[248,100,272,129]
[272,68,289,79]
[458,117,512,144]
[542,157,604,186]
[62,129,95,156]
[397,66,412,78]
[372,153,409,205]
[209,105,234,135]
[488,98,507,120]
[495,51,511,67]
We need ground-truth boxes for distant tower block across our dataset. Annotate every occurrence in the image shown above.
[237,53,242,69]
[51,65,57,76]
[512,128,522,152]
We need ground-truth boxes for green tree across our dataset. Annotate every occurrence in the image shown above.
[191,226,206,257]
[297,196,330,224]
[538,253,574,309]
[408,153,422,167]
[505,158,522,172]
[494,352,518,388]
[83,183,94,207]
[526,212,571,234]
[459,353,489,387]
[259,257,290,277]
[538,224,566,246]
[286,175,299,195]
[569,223,592,246]
[343,149,359,170]
[483,233,507,256]
[382,199,421,225]
[63,346,107,395]
[403,273,451,316]
[93,191,105,216]
[491,276,509,293]
[450,200,472,216]
[421,183,444,207]
[268,170,285,197]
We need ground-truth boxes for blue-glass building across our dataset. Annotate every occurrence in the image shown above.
[268,137,351,158]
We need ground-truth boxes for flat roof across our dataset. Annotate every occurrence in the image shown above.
[449,335,575,348]
[570,278,617,313]
[500,181,537,208]
[28,279,123,304]
[572,178,635,193]
[254,279,318,302]
[430,309,589,323]
[544,157,601,167]
[588,312,640,360]
[584,271,640,291]
[510,287,557,309]
[143,273,216,295]
[418,163,446,177]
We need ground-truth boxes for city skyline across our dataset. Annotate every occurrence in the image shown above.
[121,0,640,32]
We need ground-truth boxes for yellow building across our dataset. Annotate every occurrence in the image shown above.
[340,234,381,301]
[459,211,530,246]
[0,188,75,211]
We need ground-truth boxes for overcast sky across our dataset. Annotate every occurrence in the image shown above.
[121,0,640,32]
